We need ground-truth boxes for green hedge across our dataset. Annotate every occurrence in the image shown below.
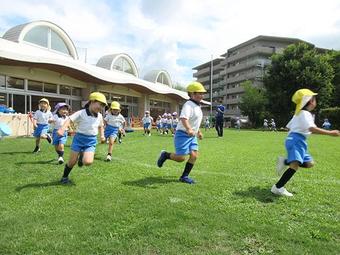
[319,107,340,129]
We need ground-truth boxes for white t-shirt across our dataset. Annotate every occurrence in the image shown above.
[53,114,68,130]
[286,110,316,137]
[161,118,167,124]
[69,109,103,136]
[173,118,179,125]
[166,118,172,125]
[177,100,203,134]
[33,110,53,125]
[104,113,125,128]
[142,116,153,124]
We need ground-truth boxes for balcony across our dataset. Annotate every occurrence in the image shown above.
[226,59,269,74]
[193,66,210,77]
[226,70,262,83]
[226,46,275,63]
[226,98,240,104]
[226,86,244,94]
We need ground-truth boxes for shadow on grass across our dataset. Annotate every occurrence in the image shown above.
[122,176,178,189]
[233,186,281,203]
[15,180,75,191]
[0,151,33,155]
[15,159,56,165]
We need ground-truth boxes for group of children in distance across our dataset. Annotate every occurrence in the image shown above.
[31,84,339,196]
[155,112,179,136]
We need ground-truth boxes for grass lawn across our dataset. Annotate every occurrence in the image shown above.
[0,129,339,254]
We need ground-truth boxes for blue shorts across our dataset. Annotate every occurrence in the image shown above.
[143,123,151,129]
[104,125,119,139]
[285,132,313,164]
[167,124,172,129]
[71,133,97,152]
[172,124,177,129]
[157,124,161,129]
[174,130,198,155]
[52,129,67,145]
[33,124,49,137]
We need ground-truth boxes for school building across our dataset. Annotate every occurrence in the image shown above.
[0,20,189,135]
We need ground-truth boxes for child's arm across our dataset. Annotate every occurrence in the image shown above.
[98,125,105,143]
[180,118,194,136]
[32,118,37,129]
[57,118,71,136]
[197,129,203,140]
[310,127,340,136]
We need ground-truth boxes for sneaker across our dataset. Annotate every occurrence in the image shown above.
[118,139,122,144]
[148,133,151,137]
[271,184,293,197]
[106,155,112,162]
[276,156,286,176]
[33,147,40,153]
[58,157,64,164]
[60,177,70,184]
[78,152,84,167]
[46,134,52,144]
[157,150,167,168]
[179,176,196,184]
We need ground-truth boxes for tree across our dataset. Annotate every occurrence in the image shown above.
[264,42,334,127]
[239,80,268,127]
[172,82,187,92]
[328,50,340,106]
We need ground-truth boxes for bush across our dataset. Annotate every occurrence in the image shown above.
[319,107,340,129]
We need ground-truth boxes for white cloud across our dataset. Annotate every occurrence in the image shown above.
[1,0,340,86]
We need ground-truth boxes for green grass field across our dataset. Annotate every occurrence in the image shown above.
[0,129,339,254]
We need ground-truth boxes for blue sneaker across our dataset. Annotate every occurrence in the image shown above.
[60,177,70,184]
[179,176,196,184]
[157,150,167,168]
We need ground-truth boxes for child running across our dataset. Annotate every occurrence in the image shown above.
[171,112,179,135]
[272,89,340,196]
[58,92,107,184]
[142,111,153,136]
[104,101,126,161]
[32,98,53,153]
[51,103,70,164]
[157,82,205,184]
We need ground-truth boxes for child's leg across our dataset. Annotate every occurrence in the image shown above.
[181,151,198,177]
[82,151,95,166]
[275,161,299,188]
[35,137,40,147]
[300,161,314,168]
[107,137,115,155]
[61,151,79,180]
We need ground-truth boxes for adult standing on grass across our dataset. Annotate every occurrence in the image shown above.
[58,92,107,184]
[215,103,225,137]
[272,89,340,197]
[157,82,205,184]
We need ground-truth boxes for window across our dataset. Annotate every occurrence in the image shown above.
[0,93,7,106]
[72,87,81,97]
[113,57,135,75]
[7,77,24,90]
[28,80,43,92]
[51,30,70,55]
[23,26,48,48]
[71,100,81,112]
[23,26,72,57]
[44,83,57,93]
[0,75,5,88]
[126,96,133,104]
[60,85,71,95]
[13,94,26,113]
[157,73,170,85]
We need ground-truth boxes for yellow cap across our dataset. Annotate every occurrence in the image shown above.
[39,98,50,105]
[89,92,107,105]
[110,101,120,110]
[187,81,207,93]
[292,89,317,115]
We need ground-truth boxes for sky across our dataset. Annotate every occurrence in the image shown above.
[1,0,340,86]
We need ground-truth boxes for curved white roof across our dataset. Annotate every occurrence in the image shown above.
[2,20,78,59]
[144,70,172,87]
[0,37,190,101]
[96,53,139,77]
